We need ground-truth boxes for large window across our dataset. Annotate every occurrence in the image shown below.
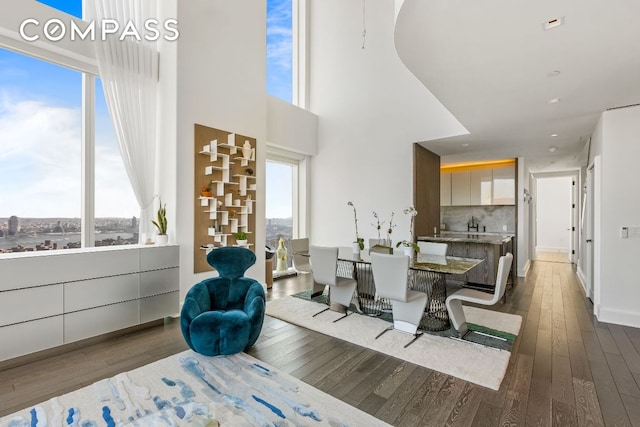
[0,49,81,252]
[0,48,138,253]
[94,79,139,246]
[266,160,294,248]
[267,0,293,103]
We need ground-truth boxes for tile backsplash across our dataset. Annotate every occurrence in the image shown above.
[441,206,516,233]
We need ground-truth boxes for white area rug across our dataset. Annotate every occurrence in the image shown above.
[266,297,523,390]
[0,350,389,426]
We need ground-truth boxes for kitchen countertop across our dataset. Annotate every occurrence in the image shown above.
[417,232,514,244]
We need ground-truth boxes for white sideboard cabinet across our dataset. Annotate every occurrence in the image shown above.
[0,245,180,362]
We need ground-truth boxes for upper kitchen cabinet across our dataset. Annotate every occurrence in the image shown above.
[470,168,493,205]
[441,172,452,206]
[451,170,471,205]
[492,165,515,205]
[441,159,516,206]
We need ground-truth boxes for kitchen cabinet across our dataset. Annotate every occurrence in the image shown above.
[417,234,515,291]
[441,162,516,206]
[451,171,471,206]
[470,169,492,205]
[440,172,451,206]
[492,166,515,205]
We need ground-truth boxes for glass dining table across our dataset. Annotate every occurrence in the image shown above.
[332,247,484,331]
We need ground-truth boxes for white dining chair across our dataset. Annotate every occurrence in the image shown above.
[445,252,513,338]
[370,252,428,347]
[309,245,358,322]
[291,238,312,274]
[417,241,448,256]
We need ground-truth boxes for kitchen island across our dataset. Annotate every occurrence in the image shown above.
[417,232,515,291]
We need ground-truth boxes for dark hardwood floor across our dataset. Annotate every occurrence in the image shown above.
[2,261,640,426]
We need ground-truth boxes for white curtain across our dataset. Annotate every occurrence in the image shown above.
[87,0,159,243]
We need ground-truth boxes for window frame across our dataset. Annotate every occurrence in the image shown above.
[0,3,136,252]
[265,146,310,240]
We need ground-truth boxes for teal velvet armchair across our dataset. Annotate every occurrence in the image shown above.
[180,247,266,356]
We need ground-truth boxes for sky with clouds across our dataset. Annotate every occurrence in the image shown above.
[0,0,293,219]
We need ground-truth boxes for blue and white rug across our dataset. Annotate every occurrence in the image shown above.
[1,351,389,427]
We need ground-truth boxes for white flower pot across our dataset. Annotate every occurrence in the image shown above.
[404,246,414,258]
[236,239,248,247]
[155,234,169,246]
[352,242,361,258]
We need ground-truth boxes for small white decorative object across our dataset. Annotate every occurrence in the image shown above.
[276,237,288,272]
[352,242,361,259]
[242,140,254,161]
[404,245,414,259]
[236,239,248,247]
[155,234,168,245]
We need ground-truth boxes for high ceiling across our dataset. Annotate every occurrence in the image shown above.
[395,0,640,171]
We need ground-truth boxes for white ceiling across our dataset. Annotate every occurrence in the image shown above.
[395,0,640,171]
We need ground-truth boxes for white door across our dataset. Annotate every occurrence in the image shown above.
[536,176,572,254]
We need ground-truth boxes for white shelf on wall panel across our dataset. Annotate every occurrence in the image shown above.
[219,211,229,225]
[199,151,218,161]
[226,133,238,153]
[204,165,224,175]
[232,157,253,167]
[233,174,256,179]
[217,144,238,156]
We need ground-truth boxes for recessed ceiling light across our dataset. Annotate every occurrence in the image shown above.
[546,97,560,104]
[543,17,564,31]
[461,143,470,147]
[550,133,559,137]
[547,70,561,77]
[549,146,557,153]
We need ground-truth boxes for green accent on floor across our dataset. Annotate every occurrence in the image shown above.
[467,323,517,342]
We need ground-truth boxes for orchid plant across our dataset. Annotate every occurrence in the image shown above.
[371,211,395,248]
[386,211,396,246]
[395,205,420,252]
[347,201,365,250]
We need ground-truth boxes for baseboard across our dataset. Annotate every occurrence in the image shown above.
[596,306,640,328]
[517,259,530,278]
[0,319,167,372]
[535,246,569,253]
[576,267,587,294]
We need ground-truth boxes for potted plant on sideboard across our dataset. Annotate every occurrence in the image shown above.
[152,198,168,245]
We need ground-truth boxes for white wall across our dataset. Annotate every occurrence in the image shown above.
[307,0,466,246]
[266,95,318,156]
[516,157,530,276]
[172,0,267,298]
[535,176,572,252]
[589,105,640,327]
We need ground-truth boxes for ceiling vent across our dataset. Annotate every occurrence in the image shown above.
[543,17,564,30]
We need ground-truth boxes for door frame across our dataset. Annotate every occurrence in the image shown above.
[531,170,580,262]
